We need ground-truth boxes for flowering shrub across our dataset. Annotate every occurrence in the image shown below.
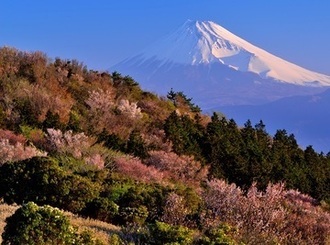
[283,189,330,243]
[0,139,46,165]
[85,91,143,136]
[46,128,108,169]
[0,130,25,145]
[161,193,189,226]
[145,150,208,186]
[84,154,105,170]
[46,128,93,158]
[140,129,172,152]
[117,99,142,119]
[84,89,115,133]
[202,180,330,244]
[114,156,165,183]
[85,89,114,114]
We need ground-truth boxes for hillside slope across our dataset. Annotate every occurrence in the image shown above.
[0,47,329,244]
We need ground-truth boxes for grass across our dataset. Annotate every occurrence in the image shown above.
[66,211,121,243]
[0,202,19,244]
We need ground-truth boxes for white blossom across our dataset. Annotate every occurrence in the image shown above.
[117,99,142,119]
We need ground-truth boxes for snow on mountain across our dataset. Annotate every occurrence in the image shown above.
[111,20,330,107]
[120,20,330,86]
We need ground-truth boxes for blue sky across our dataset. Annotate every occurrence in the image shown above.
[1,1,330,74]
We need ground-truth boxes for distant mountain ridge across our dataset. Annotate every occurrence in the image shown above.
[216,88,330,152]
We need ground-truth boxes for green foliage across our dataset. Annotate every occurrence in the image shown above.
[105,179,169,225]
[42,110,64,130]
[303,146,330,201]
[204,116,330,197]
[2,202,99,245]
[98,129,150,159]
[108,233,125,245]
[199,224,238,245]
[167,88,201,112]
[97,130,126,151]
[174,185,202,216]
[112,72,142,101]
[66,109,82,132]
[119,205,149,225]
[77,230,106,245]
[164,111,204,159]
[13,98,39,127]
[125,130,150,159]
[238,120,273,189]
[19,124,44,142]
[0,105,5,127]
[204,114,243,181]
[0,157,101,213]
[149,221,195,245]
[83,197,119,223]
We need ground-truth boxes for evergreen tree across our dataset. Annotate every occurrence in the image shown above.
[126,130,149,159]
[271,130,306,190]
[204,114,243,183]
[304,145,330,201]
[164,111,204,159]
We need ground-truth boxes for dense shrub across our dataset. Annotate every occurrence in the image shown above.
[82,197,119,224]
[198,223,238,245]
[148,221,195,245]
[0,157,101,213]
[125,130,150,159]
[111,182,168,225]
[2,202,101,245]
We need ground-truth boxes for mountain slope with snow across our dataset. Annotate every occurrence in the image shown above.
[117,20,330,86]
[111,20,330,107]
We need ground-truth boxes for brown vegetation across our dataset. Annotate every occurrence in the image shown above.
[0,46,329,244]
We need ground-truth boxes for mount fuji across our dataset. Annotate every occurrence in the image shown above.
[111,20,330,109]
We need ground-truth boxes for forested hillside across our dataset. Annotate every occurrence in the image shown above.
[0,47,329,244]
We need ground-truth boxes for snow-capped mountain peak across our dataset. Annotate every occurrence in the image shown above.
[130,20,330,87]
[111,20,330,108]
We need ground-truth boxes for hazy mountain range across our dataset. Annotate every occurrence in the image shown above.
[111,20,330,152]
